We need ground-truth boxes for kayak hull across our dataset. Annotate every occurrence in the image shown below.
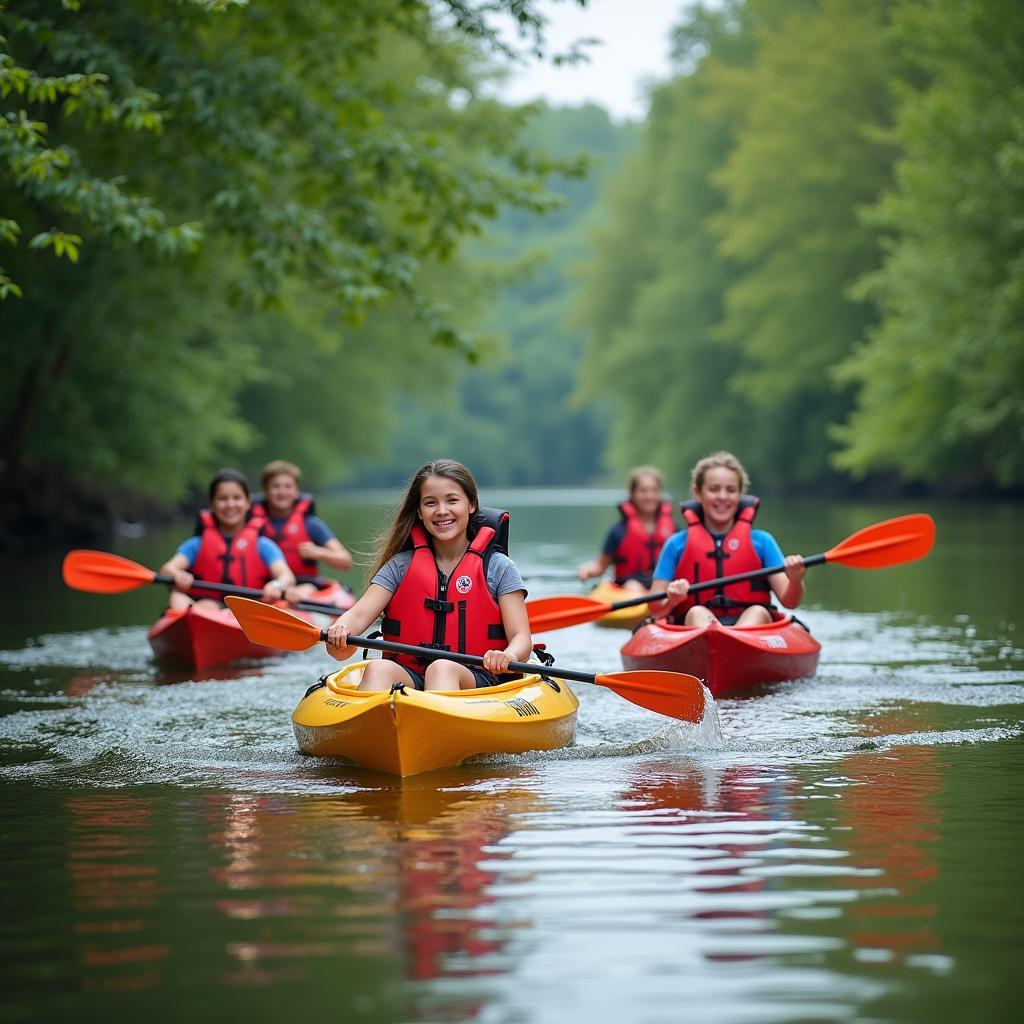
[590,581,650,629]
[292,662,580,776]
[148,582,353,670]
[620,613,820,696]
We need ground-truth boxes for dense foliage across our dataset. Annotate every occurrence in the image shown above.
[0,0,581,526]
[575,0,1023,493]
[1,0,1020,548]
[832,0,1024,488]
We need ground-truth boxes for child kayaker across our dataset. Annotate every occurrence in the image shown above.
[159,468,296,611]
[325,458,532,692]
[648,451,806,626]
[252,459,353,598]
[577,465,677,595]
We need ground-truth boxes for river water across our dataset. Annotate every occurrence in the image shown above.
[1,492,1020,1023]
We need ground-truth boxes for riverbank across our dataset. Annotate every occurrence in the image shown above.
[0,469,178,551]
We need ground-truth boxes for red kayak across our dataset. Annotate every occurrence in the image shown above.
[620,612,820,696]
[148,582,354,670]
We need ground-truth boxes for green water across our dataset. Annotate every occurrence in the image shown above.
[1,493,1021,1023]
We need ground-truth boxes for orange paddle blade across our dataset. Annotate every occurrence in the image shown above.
[226,596,322,651]
[825,513,935,569]
[62,549,157,593]
[527,595,612,633]
[594,671,706,722]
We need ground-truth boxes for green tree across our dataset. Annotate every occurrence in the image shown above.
[706,0,900,485]
[833,0,1024,488]
[0,0,578,532]
[575,0,908,492]
[574,2,755,492]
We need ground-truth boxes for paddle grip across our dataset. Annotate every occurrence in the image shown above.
[316,629,597,685]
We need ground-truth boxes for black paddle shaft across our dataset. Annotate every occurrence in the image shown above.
[608,553,827,611]
[318,629,600,685]
[155,574,350,616]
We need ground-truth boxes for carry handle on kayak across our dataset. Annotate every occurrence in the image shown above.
[224,597,707,724]
[526,513,936,632]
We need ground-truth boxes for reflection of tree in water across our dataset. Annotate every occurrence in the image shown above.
[202,770,547,1006]
[840,708,941,960]
[616,729,942,966]
[616,758,792,961]
[66,663,251,696]
[66,794,168,993]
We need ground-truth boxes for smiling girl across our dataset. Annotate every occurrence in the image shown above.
[158,468,296,612]
[252,460,353,597]
[648,451,805,627]
[577,465,677,594]
[325,459,532,692]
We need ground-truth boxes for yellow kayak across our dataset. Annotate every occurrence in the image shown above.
[590,581,650,629]
[292,661,580,777]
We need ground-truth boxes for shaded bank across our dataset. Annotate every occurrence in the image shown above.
[0,470,178,551]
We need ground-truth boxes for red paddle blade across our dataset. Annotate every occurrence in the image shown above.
[825,513,935,569]
[526,595,611,633]
[62,549,156,593]
[225,596,322,651]
[594,670,706,722]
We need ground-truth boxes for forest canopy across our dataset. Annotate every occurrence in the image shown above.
[0,0,585,534]
[575,0,1024,493]
[1,0,1021,546]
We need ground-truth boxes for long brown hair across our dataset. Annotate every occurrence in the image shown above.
[369,459,480,578]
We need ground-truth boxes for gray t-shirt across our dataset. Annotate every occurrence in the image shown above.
[372,549,526,599]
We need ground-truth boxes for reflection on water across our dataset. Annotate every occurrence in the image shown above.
[0,494,1021,1021]
[0,738,1019,1021]
[209,778,549,994]
[841,711,942,966]
[68,795,168,993]
[24,775,552,1019]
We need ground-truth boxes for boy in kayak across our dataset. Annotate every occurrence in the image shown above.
[252,459,353,599]
[159,468,295,611]
[324,459,532,692]
[648,451,805,626]
[577,465,677,595]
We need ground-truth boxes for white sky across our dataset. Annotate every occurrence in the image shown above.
[498,0,691,121]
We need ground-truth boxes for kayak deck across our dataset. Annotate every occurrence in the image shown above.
[292,661,580,776]
[620,613,820,696]
[148,582,353,670]
[590,581,650,629]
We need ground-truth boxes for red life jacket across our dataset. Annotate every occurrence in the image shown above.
[612,499,677,584]
[381,508,510,673]
[251,492,317,577]
[190,509,271,601]
[669,496,772,622]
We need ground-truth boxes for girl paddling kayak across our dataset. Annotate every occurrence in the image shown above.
[649,451,806,627]
[158,468,296,613]
[325,459,532,693]
[577,465,677,596]
[252,459,354,600]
